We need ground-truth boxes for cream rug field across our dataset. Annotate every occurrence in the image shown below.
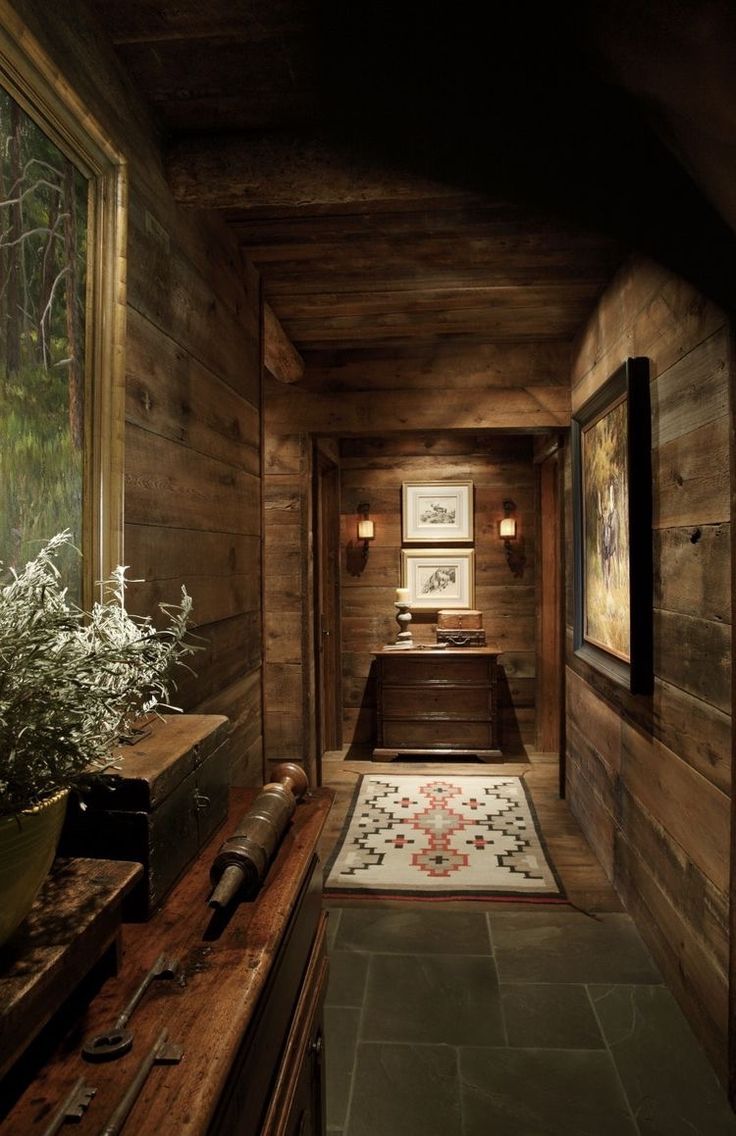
[324,774,565,902]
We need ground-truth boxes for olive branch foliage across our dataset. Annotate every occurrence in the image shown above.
[0,532,197,816]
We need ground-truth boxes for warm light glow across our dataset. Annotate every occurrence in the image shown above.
[499,517,517,539]
[358,518,375,540]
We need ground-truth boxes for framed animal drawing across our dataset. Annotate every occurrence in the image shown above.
[402,482,473,543]
[401,548,475,610]
[571,356,652,693]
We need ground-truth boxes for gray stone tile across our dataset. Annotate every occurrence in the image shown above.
[459,1046,638,1136]
[346,1042,461,1136]
[590,984,736,1135]
[362,953,504,1046]
[335,907,492,955]
[490,910,661,984]
[324,1005,360,1131]
[501,983,604,1049]
[326,950,369,1007]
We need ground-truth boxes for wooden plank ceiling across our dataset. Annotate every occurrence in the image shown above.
[89,0,736,354]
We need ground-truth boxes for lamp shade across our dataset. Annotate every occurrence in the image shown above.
[357,518,375,540]
[499,516,516,539]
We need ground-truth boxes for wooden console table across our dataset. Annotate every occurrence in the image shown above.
[1,787,333,1136]
[372,646,501,760]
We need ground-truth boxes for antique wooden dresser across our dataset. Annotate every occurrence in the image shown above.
[0,785,333,1136]
[371,646,500,760]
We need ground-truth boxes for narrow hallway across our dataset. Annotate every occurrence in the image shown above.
[319,755,736,1135]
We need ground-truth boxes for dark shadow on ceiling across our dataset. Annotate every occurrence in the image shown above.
[316,1,736,311]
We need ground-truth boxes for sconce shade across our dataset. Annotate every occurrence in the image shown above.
[358,518,374,540]
[499,517,516,539]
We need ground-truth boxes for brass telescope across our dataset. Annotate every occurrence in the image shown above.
[208,762,309,909]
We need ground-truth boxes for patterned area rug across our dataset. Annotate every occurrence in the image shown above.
[324,774,565,902]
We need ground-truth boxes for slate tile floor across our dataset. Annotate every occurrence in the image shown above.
[323,905,736,1136]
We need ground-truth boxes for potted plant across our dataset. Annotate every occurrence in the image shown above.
[0,532,195,947]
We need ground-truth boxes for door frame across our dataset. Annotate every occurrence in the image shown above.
[312,442,342,774]
[534,433,565,789]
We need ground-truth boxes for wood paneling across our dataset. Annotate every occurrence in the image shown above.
[267,383,569,434]
[125,308,260,475]
[566,257,732,1080]
[654,524,731,623]
[125,425,260,535]
[302,341,570,393]
[653,417,731,529]
[264,300,305,383]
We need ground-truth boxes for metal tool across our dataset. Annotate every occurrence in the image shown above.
[208,762,309,910]
[41,1077,96,1136]
[82,954,178,1061]
[97,1027,183,1136]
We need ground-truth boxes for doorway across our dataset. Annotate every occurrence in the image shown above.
[313,443,342,774]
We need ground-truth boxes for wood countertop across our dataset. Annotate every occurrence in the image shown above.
[0,787,333,1135]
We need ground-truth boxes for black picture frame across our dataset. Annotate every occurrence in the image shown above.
[571,356,652,694]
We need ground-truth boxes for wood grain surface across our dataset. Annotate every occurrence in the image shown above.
[0,789,332,1135]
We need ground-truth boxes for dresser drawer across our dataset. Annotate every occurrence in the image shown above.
[381,655,490,686]
[382,685,490,721]
[382,720,494,750]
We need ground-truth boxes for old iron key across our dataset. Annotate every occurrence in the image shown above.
[97,1028,183,1136]
[41,1076,96,1136]
[82,954,178,1062]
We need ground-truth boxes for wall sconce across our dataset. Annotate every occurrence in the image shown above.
[499,499,517,541]
[357,502,374,563]
[499,499,526,577]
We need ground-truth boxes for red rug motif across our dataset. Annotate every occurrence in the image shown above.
[324,774,564,901]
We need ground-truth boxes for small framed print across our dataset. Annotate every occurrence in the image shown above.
[401,548,475,610]
[402,481,473,543]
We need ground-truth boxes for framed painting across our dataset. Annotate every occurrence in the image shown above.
[402,481,473,543]
[571,357,652,693]
[0,14,126,604]
[401,548,475,610]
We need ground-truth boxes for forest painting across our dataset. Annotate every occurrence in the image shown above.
[581,394,630,661]
[0,85,88,600]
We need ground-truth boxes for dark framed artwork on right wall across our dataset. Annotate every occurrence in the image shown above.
[571,356,653,694]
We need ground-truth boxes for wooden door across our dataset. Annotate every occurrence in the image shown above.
[313,447,342,769]
[535,440,564,774]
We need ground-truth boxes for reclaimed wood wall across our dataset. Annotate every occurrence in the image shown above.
[10,0,264,785]
[263,341,570,775]
[565,256,732,1077]
[340,433,537,752]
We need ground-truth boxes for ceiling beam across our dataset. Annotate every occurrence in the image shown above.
[165,132,472,211]
[263,301,304,384]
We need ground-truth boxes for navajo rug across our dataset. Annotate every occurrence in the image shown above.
[324,774,565,902]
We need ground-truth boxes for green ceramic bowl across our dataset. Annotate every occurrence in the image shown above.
[0,790,68,948]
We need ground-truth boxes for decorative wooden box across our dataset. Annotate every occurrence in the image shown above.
[61,714,230,918]
[437,608,483,629]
